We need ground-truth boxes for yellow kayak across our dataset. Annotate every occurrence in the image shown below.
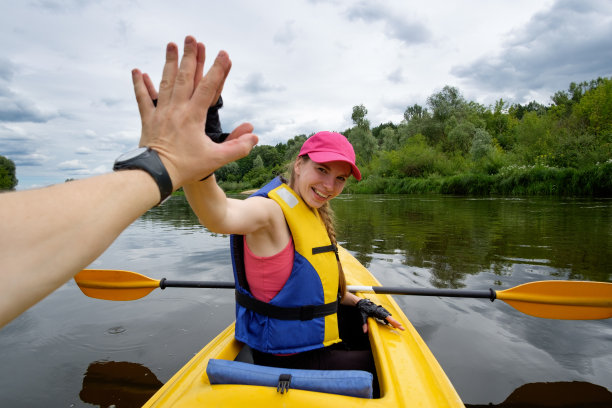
[143,246,464,407]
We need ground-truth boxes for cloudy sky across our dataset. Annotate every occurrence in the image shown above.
[1,0,611,189]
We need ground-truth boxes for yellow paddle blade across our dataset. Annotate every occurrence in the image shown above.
[74,269,161,301]
[496,280,612,320]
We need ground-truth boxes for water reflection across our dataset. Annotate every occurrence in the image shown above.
[80,361,162,407]
[333,195,612,286]
[465,381,612,408]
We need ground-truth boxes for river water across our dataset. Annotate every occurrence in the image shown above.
[0,194,610,407]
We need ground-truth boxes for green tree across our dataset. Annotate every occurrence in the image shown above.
[427,86,467,123]
[572,77,612,135]
[512,111,554,165]
[284,134,308,161]
[470,128,494,162]
[374,133,444,178]
[253,154,264,170]
[351,104,370,129]
[216,161,240,182]
[380,126,400,151]
[446,121,476,154]
[403,104,427,122]
[348,126,377,165]
[372,122,397,145]
[0,155,18,190]
[509,101,548,120]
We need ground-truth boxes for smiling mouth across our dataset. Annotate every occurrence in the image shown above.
[312,188,330,199]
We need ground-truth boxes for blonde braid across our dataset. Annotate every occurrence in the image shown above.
[317,202,347,298]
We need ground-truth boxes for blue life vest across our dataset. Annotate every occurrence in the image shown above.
[230,177,341,354]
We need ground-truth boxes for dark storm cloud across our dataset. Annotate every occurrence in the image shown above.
[451,0,612,102]
[345,1,431,45]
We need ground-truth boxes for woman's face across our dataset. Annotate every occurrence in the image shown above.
[293,157,351,208]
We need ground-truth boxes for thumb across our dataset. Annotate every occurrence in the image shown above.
[226,122,255,141]
[215,132,258,165]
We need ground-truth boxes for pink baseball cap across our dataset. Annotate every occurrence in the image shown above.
[298,131,362,180]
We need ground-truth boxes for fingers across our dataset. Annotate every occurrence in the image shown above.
[132,69,153,121]
[157,42,179,106]
[172,36,200,102]
[211,55,230,107]
[193,42,205,92]
[386,316,405,331]
[192,51,232,121]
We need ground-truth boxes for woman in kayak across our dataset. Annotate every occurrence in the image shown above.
[185,130,403,373]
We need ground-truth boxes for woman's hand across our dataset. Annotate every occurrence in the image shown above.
[356,298,405,333]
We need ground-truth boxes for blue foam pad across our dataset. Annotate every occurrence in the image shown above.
[206,358,373,399]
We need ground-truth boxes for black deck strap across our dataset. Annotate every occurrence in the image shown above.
[277,374,292,394]
[235,291,338,321]
[232,235,250,292]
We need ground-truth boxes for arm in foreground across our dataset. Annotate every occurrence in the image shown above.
[0,36,257,329]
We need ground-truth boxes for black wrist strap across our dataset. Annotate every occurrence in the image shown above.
[113,148,173,205]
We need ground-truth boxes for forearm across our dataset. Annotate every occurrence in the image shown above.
[0,170,158,327]
[341,291,361,306]
[184,177,232,233]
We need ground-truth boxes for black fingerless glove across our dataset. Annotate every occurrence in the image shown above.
[205,96,230,143]
[152,96,229,143]
[356,299,391,325]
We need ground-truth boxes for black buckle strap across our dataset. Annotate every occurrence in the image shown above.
[312,244,337,255]
[277,374,292,394]
[235,291,338,321]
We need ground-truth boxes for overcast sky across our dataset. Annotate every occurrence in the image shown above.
[1,0,611,189]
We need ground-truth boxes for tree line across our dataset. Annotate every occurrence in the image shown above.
[216,77,612,196]
[3,77,610,196]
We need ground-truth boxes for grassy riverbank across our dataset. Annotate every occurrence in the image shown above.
[346,161,612,196]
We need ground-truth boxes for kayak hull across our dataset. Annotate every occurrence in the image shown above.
[144,247,464,407]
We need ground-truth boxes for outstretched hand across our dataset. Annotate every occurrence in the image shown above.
[131,35,258,190]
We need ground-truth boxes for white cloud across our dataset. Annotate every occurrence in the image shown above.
[75,146,93,155]
[58,159,87,171]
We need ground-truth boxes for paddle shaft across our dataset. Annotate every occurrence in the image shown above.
[160,279,235,289]
[348,285,496,300]
[161,279,497,300]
